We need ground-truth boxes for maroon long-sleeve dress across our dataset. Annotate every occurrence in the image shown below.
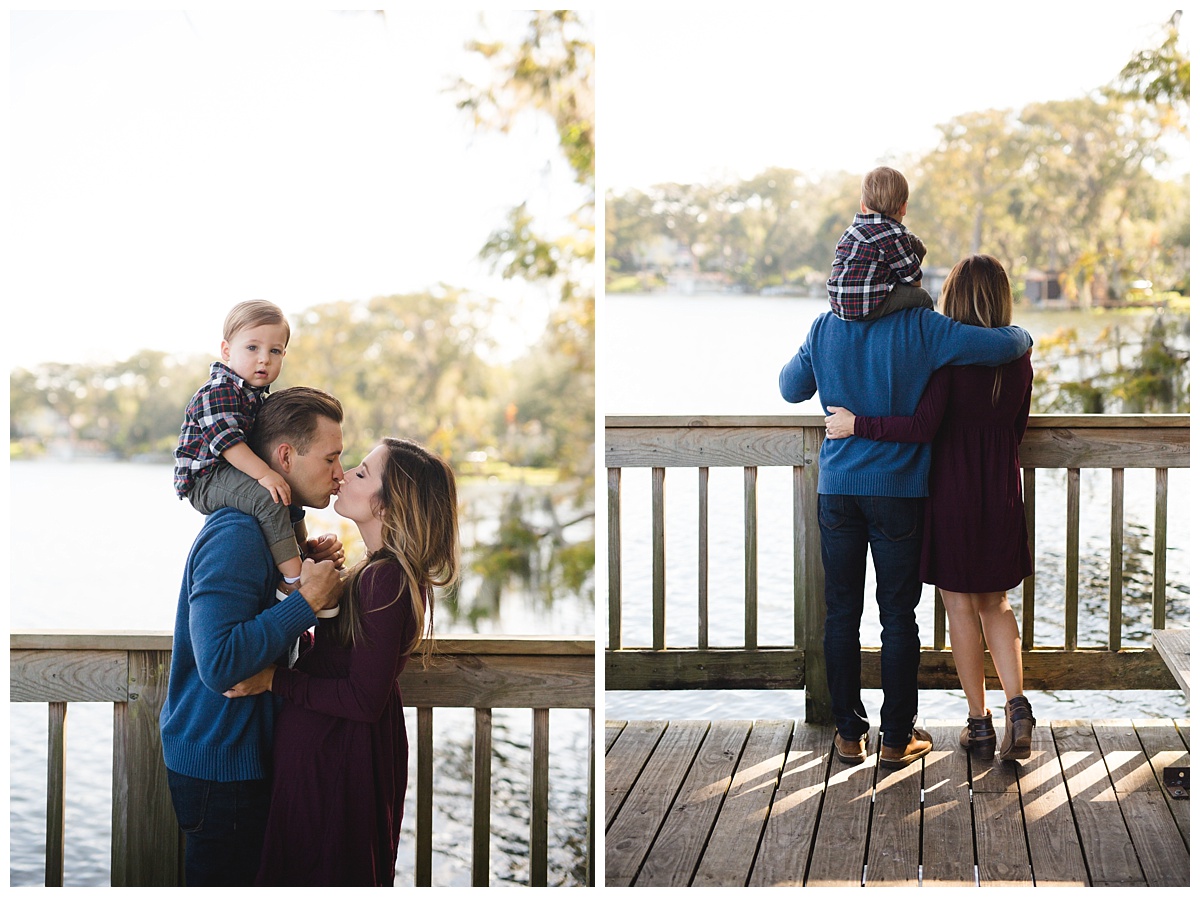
[256,561,420,886]
[854,355,1034,593]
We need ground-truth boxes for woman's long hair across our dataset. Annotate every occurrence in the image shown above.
[328,438,460,661]
[938,254,1015,405]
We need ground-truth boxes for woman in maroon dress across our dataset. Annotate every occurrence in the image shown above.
[824,255,1035,762]
[225,437,460,884]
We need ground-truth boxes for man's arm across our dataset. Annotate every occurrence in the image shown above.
[187,520,319,694]
[779,332,818,404]
[926,314,1033,368]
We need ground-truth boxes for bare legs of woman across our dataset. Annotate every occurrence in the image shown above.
[942,590,1034,760]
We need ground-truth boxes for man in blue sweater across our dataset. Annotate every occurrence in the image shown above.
[779,307,1032,768]
[160,386,348,885]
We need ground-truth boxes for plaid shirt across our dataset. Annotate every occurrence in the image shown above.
[173,362,269,497]
[827,213,923,320]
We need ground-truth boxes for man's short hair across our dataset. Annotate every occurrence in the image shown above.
[249,386,343,457]
[861,167,909,218]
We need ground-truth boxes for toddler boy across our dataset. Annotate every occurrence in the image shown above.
[174,300,304,594]
[827,166,934,321]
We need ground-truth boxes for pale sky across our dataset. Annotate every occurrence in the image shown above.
[4,5,1190,373]
[597,2,1189,190]
[7,8,580,371]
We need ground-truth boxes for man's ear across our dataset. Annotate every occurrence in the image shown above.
[272,441,295,473]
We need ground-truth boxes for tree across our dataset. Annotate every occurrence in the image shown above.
[906,110,1028,267]
[1111,10,1189,133]
[279,291,498,463]
[453,11,596,612]
[455,10,595,480]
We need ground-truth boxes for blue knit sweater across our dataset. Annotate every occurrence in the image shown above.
[160,508,317,782]
[778,308,1032,497]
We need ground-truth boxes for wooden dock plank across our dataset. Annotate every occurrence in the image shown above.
[604,719,1187,889]
[971,723,1031,886]
[1114,790,1189,887]
[605,720,708,886]
[919,722,976,887]
[747,723,833,887]
[973,791,1032,886]
[1094,720,1188,887]
[1052,721,1145,886]
[864,739,922,887]
[1093,720,1161,793]
[1018,718,1089,886]
[803,727,878,887]
[604,720,666,829]
[604,719,626,754]
[693,719,793,887]
[1132,719,1189,848]
[636,720,751,887]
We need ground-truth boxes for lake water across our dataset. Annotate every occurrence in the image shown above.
[9,460,594,887]
[602,293,1191,723]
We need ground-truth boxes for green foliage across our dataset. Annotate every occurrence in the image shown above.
[1110,10,1189,131]
[456,9,595,486]
[1030,308,1190,414]
[607,26,1190,306]
[278,290,498,464]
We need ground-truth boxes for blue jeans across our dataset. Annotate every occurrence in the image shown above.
[167,769,270,886]
[818,493,924,748]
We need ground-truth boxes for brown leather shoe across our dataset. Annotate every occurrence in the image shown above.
[960,710,997,759]
[998,696,1035,761]
[880,727,932,768]
[834,732,867,765]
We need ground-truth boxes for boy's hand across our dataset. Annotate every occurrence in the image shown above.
[824,406,857,440]
[258,471,292,505]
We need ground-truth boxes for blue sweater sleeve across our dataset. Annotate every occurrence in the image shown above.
[779,330,818,403]
[926,315,1032,368]
[188,519,316,694]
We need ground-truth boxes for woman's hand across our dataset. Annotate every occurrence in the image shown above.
[824,406,857,439]
[223,665,276,698]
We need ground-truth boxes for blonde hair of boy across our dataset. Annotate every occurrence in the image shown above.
[861,167,909,218]
[223,300,291,346]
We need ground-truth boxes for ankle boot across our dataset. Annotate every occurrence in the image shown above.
[998,696,1035,761]
[959,710,996,758]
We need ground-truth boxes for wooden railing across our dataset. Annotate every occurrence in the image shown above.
[10,631,595,887]
[605,414,1189,721]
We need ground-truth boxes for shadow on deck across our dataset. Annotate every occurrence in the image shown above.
[605,717,1190,887]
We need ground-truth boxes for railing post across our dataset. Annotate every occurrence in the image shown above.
[472,708,493,886]
[797,426,830,723]
[607,467,622,650]
[111,649,181,886]
[46,702,66,887]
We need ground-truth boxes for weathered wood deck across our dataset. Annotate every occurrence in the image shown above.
[605,718,1189,887]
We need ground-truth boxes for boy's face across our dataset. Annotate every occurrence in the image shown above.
[221,322,289,388]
